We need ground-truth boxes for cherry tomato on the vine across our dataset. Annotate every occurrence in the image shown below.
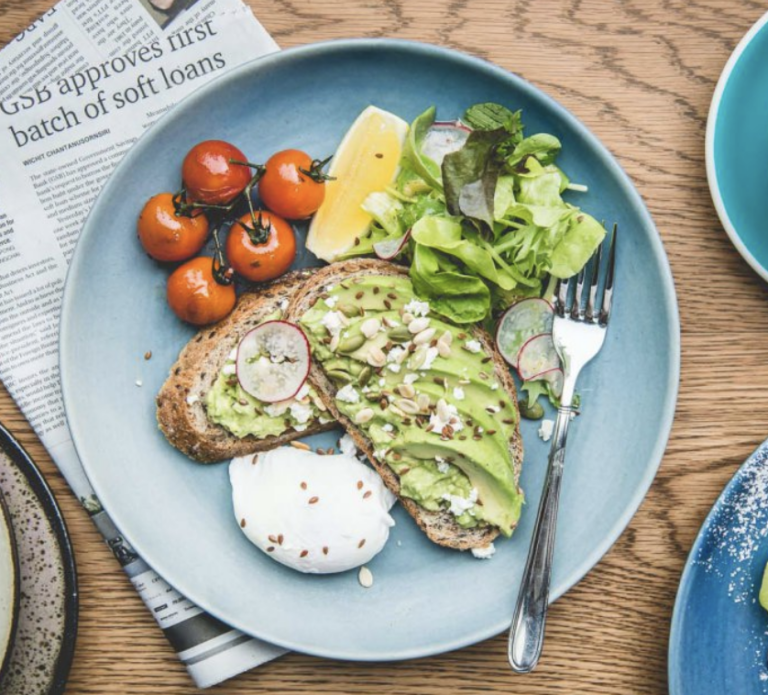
[137,193,209,262]
[226,210,296,283]
[166,256,236,325]
[259,149,328,219]
[182,140,252,204]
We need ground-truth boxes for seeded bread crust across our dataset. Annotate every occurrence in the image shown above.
[285,258,524,551]
[156,269,335,464]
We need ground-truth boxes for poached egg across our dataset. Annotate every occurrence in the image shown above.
[230,446,396,574]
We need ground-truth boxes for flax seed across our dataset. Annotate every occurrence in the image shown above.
[384,299,392,310]
[458,332,467,339]
[268,535,278,543]
[486,429,497,435]
[291,441,311,451]
[278,534,284,545]
[363,490,372,499]
[482,356,492,363]
[240,519,246,528]
[358,539,366,549]
[300,550,309,558]
[373,286,380,294]
[388,292,397,300]
[356,291,364,300]
[267,546,275,552]
[357,480,364,490]
[323,546,329,555]
[300,481,308,490]
[308,496,319,504]
[144,351,152,360]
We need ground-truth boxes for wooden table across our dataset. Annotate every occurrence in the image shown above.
[2,0,768,692]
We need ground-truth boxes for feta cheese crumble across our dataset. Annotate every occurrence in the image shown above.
[471,543,496,560]
[421,346,439,371]
[324,295,338,308]
[452,387,465,401]
[321,310,345,336]
[404,373,419,385]
[464,339,482,353]
[336,384,360,404]
[339,433,357,457]
[435,457,450,474]
[538,419,555,442]
[404,299,430,317]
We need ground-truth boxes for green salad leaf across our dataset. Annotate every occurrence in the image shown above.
[442,128,506,227]
[402,107,443,191]
[343,102,605,327]
[409,244,490,324]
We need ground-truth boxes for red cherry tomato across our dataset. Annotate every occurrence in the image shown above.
[137,193,209,262]
[226,210,296,282]
[182,140,252,204]
[259,149,327,219]
[166,256,236,325]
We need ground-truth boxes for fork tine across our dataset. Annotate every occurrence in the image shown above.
[585,244,602,323]
[599,224,617,325]
[570,266,587,320]
[555,277,569,317]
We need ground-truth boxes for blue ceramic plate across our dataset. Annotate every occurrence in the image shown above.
[669,439,768,694]
[707,11,768,282]
[60,39,679,660]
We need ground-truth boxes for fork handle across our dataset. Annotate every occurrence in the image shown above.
[508,405,573,673]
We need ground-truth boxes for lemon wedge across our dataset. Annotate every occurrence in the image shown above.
[307,106,409,262]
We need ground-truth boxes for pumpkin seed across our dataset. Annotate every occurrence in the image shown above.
[338,302,363,318]
[338,334,366,354]
[518,398,545,420]
[388,325,412,342]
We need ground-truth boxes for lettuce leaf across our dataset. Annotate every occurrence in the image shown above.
[549,212,606,278]
[409,244,490,324]
[442,128,506,227]
[403,107,443,191]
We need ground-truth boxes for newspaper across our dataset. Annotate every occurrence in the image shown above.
[0,0,289,688]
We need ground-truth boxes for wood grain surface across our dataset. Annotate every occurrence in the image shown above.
[3,0,768,692]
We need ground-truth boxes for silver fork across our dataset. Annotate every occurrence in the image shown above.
[507,226,617,673]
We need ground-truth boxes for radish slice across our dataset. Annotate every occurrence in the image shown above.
[373,229,411,260]
[517,334,560,381]
[422,121,471,166]
[496,298,555,369]
[236,321,310,403]
[538,367,564,400]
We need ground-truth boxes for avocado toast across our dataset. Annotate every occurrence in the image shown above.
[286,259,524,551]
[157,269,335,463]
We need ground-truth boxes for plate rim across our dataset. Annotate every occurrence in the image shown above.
[60,37,680,660]
[667,437,768,694]
[0,423,79,695]
[705,9,768,283]
[0,474,20,686]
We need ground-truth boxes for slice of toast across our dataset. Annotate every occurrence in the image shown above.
[285,258,524,550]
[157,269,334,463]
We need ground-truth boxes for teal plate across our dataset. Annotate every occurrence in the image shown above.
[60,39,679,661]
[669,438,768,695]
[707,11,768,282]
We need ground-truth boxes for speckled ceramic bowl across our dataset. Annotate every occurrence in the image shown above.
[0,424,77,695]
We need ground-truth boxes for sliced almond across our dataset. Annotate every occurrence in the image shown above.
[397,383,416,398]
[413,327,436,345]
[354,407,375,424]
[395,398,419,415]
[402,312,415,324]
[437,341,452,358]
[439,330,453,346]
[408,317,430,334]
[417,393,431,411]
[360,318,382,339]
[367,346,387,367]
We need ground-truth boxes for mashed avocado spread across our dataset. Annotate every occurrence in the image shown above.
[205,310,330,439]
[299,274,523,535]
